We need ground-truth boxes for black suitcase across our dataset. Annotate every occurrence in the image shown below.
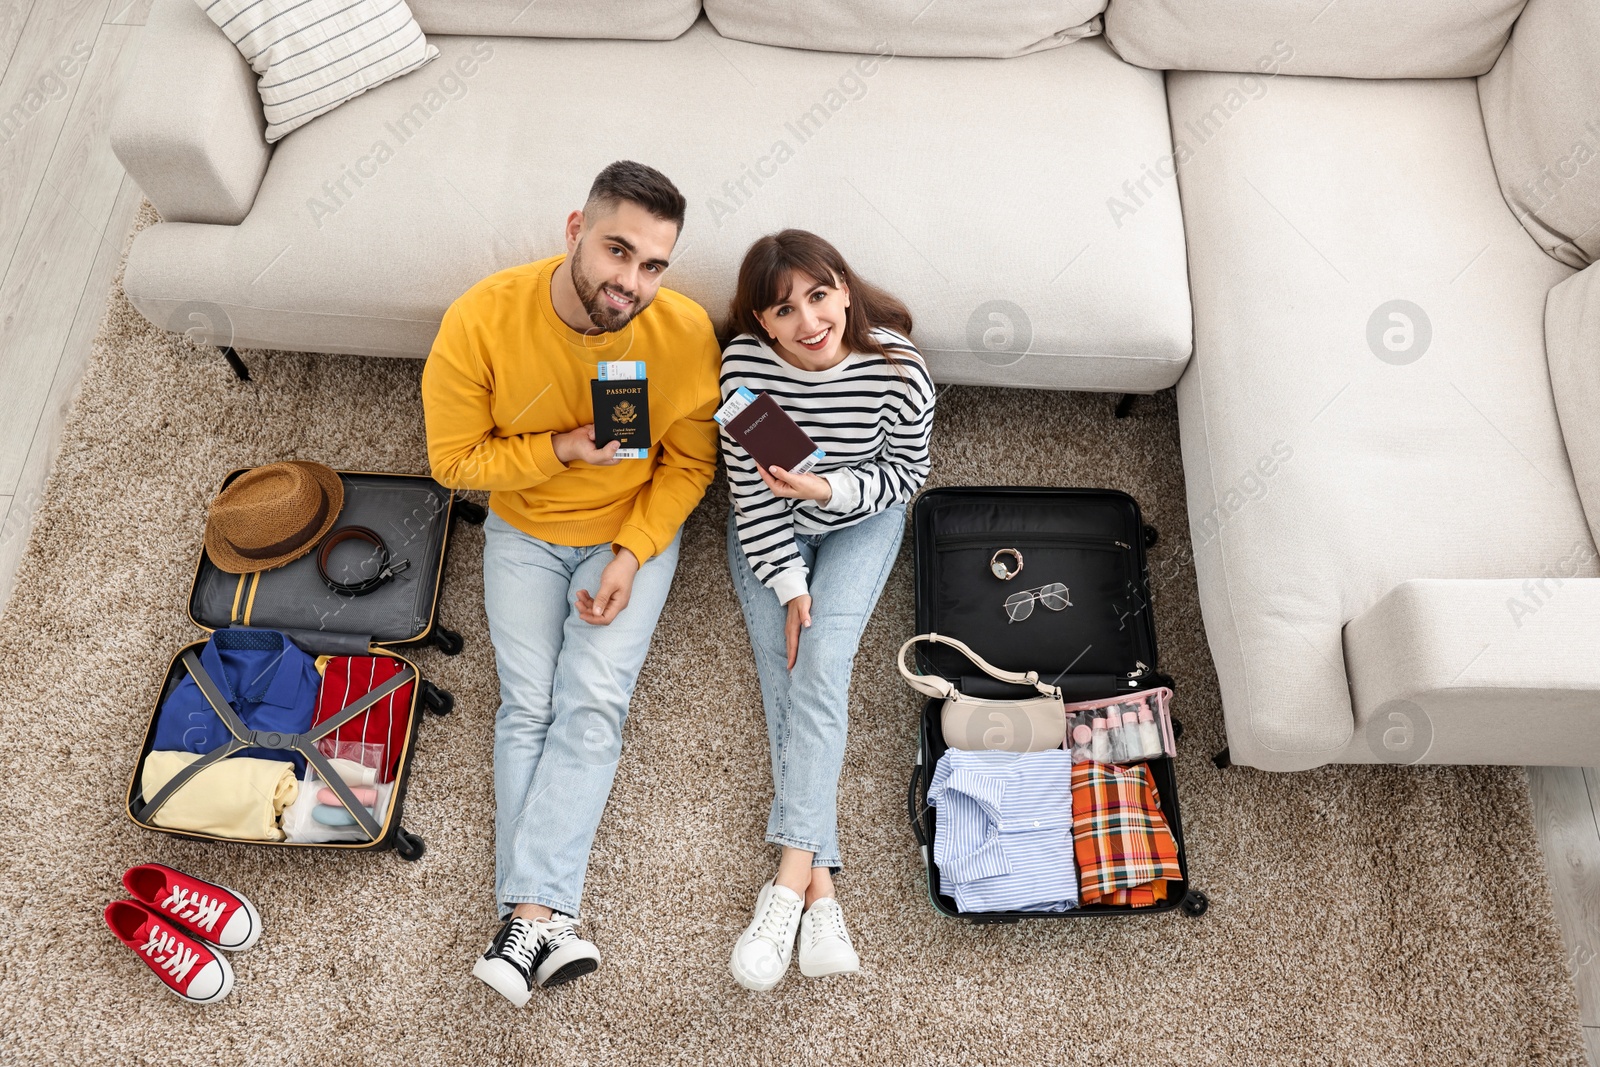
[125,469,486,860]
[905,486,1208,921]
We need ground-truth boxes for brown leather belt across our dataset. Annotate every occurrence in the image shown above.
[317,525,410,597]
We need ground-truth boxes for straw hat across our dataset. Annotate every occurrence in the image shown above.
[203,461,345,574]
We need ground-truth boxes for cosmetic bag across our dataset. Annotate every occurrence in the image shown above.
[905,486,1208,922]
[125,468,485,861]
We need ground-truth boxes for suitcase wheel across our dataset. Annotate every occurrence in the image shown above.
[454,500,488,525]
[1181,889,1209,918]
[1142,523,1159,548]
[394,828,426,862]
[421,680,454,716]
[432,627,464,656]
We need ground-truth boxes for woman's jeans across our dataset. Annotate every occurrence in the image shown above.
[726,503,906,870]
[483,511,682,920]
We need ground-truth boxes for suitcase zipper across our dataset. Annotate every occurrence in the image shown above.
[934,533,1131,551]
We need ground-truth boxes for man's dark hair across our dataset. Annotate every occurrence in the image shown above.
[585,160,686,231]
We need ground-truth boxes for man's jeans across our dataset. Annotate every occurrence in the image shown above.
[483,511,681,920]
[726,504,905,870]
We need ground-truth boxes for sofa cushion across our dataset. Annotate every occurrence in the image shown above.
[198,0,439,144]
[1104,0,1526,78]
[406,0,700,40]
[704,0,1103,59]
[1167,70,1589,770]
[1548,263,1600,545]
[1480,0,1600,269]
[122,24,1192,392]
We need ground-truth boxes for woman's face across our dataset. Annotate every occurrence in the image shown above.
[755,271,851,367]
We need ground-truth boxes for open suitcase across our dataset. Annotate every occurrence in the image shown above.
[125,469,487,861]
[906,486,1209,921]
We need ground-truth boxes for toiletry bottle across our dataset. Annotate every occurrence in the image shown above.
[1114,704,1140,762]
[1070,724,1093,763]
[1090,712,1112,763]
[1138,704,1163,758]
[1107,710,1132,758]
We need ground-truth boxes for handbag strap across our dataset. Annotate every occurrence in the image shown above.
[896,633,1061,700]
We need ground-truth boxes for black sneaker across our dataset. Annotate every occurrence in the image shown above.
[532,914,600,988]
[472,917,541,1006]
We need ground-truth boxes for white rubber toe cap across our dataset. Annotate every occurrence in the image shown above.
[214,896,261,951]
[180,957,233,1005]
[473,954,532,1008]
[730,939,788,991]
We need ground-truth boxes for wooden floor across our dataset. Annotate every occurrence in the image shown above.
[0,1,1597,1055]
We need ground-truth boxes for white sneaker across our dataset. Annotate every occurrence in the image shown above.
[798,897,860,978]
[730,881,804,991]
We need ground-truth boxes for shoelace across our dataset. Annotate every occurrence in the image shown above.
[536,914,581,949]
[498,918,541,973]
[807,903,851,945]
[141,923,202,983]
[160,886,226,934]
[752,891,800,949]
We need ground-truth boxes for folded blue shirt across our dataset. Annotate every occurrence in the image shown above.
[926,748,1078,914]
[153,628,320,775]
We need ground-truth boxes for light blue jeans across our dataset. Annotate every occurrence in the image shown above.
[727,503,906,870]
[483,511,682,920]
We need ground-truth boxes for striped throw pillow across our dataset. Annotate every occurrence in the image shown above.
[198,0,439,143]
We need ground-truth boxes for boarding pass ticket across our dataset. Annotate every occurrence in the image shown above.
[598,361,647,458]
[713,386,757,425]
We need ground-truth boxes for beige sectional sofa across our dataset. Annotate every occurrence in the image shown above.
[109,0,1191,392]
[109,0,1600,771]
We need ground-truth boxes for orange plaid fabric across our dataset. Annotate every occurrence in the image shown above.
[1070,761,1182,908]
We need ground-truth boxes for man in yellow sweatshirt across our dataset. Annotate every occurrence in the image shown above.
[421,162,719,1007]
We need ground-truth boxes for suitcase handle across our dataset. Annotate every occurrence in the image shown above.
[907,754,926,848]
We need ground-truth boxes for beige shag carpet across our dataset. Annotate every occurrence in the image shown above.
[0,203,1584,1066]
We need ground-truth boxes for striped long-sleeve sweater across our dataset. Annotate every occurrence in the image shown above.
[720,327,937,604]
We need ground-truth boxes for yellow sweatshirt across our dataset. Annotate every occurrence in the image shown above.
[421,255,720,562]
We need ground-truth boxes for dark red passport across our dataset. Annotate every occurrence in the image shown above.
[724,392,824,474]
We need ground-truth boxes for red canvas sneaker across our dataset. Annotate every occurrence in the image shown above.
[105,900,234,1004]
[123,863,262,951]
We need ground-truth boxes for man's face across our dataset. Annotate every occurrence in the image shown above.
[566,201,679,332]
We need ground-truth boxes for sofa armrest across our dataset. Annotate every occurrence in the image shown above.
[109,0,270,224]
[1343,575,1600,764]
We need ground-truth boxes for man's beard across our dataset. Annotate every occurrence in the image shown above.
[569,243,643,333]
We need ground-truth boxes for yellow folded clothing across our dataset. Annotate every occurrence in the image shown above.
[141,751,300,841]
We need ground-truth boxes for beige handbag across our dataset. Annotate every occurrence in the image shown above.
[897,633,1067,753]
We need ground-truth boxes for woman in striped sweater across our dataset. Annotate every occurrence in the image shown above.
[722,230,936,990]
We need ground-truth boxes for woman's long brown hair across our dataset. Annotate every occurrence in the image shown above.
[726,230,913,364]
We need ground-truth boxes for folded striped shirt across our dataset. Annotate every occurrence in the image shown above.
[926,748,1078,914]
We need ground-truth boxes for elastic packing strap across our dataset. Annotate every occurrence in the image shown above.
[136,650,416,841]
